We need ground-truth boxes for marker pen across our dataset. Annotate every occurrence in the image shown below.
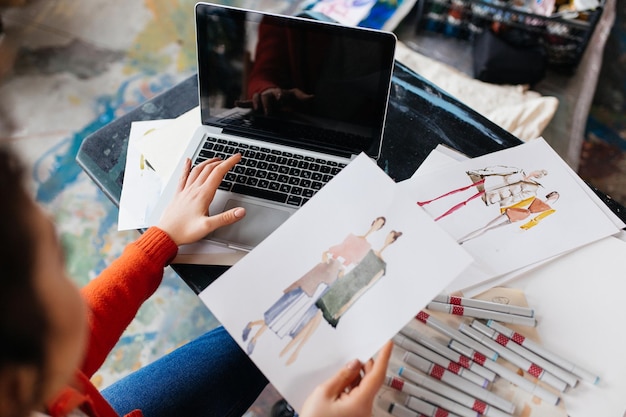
[415,311,498,361]
[471,320,578,387]
[433,294,534,317]
[427,302,536,327]
[393,334,489,388]
[384,400,429,417]
[400,326,496,382]
[403,396,462,417]
[403,387,479,417]
[486,320,599,385]
[448,340,560,406]
[459,324,568,393]
[394,360,515,417]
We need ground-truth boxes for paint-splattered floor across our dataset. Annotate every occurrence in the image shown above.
[0,0,623,416]
[0,1,297,415]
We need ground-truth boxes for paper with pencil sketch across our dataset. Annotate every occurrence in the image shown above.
[118,119,170,231]
[199,153,472,413]
[399,138,622,293]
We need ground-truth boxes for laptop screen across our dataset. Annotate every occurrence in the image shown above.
[195,3,396,159]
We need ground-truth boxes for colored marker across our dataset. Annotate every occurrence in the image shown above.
[459,324,568,392]
[486,320,600,385]
[398,358,515,416]
[385,401,429,417]
[404,396,462,417]
[433,294,534,317]
[401,326,496,382]
[403,387,479,417]
[471,320,578,387]
[387,374,511,417]
[427,301,536,327]
[448,340,561,406]
[415,311,498,361]
[393,334,489,388]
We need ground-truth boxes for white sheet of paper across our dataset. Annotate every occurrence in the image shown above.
[418,142,625,231]
[200,153,473,412]
[410,142,625,297]
[118,120,171,231]
[508,235,626,417]
[399,138,622,292]
[135,106,201,182]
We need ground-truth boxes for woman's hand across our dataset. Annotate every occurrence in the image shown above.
[299,341,393,417]
[157,154,244,246]
[237,87,314,116]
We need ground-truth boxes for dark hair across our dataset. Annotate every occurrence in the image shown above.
[371,216,386,227]
[545,191,559,201]
[389,230,402,243]
[0,146,49,415]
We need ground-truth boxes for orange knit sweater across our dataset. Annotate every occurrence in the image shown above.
[47,227,179,417]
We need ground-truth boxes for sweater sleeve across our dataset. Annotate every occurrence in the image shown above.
[79,227,178,377]
[247,21,290,97]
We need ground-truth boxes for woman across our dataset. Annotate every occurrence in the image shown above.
[0,145,391,417]
[242,216,386,357]
[316,230,403,328]
[457,191,559,244]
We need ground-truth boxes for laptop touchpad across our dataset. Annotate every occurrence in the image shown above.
[211,199,291,249]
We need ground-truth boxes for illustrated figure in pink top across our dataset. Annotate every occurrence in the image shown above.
[242,217,386,362]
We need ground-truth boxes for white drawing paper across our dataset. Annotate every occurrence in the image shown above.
[399,138,621,292]
[118,120,170,231]
[199,153,472,412]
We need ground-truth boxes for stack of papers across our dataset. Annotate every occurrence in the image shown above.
[201,153,473,410]
[118,116,625,415]
[198,138,623,413]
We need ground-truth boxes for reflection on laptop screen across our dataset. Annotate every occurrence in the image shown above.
[195,3,396,159]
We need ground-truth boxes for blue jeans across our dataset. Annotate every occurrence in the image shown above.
[102,326,268,417]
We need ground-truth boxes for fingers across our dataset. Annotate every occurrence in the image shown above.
[252,93,261,112]
[186,157,219,186]
[299,342,393,417]
[187,154,241,190]
[322,359,363,398]
[206,153,241,185]
[355,341,393,400]
[326,341,393,401]
[289,88,315,101]
[177,158,193,192]
[206,206,247,231]
[261,89,280,115]
[251,88,312,116]
[234,99,253,108]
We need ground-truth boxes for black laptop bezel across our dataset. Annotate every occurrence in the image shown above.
[194,2,396,160]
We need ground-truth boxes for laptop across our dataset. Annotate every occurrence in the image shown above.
[150,2,397,251]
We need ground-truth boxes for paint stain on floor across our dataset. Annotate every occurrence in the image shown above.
[14,38,124,78]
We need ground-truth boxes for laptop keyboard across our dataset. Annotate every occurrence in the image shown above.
[193,136,347,207]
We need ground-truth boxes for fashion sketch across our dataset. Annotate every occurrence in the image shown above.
[315,230,403,327]
[279,229,402,365]
[417,165,548,221]
[457,191,559,244]
[241,217,386,363]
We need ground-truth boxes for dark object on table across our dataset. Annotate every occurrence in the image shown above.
[473,27,547,85]
[271,398,297,417]
[415,0,605,73]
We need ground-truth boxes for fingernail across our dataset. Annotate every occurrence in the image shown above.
[346,359,360,370]
[234,208,246,218]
